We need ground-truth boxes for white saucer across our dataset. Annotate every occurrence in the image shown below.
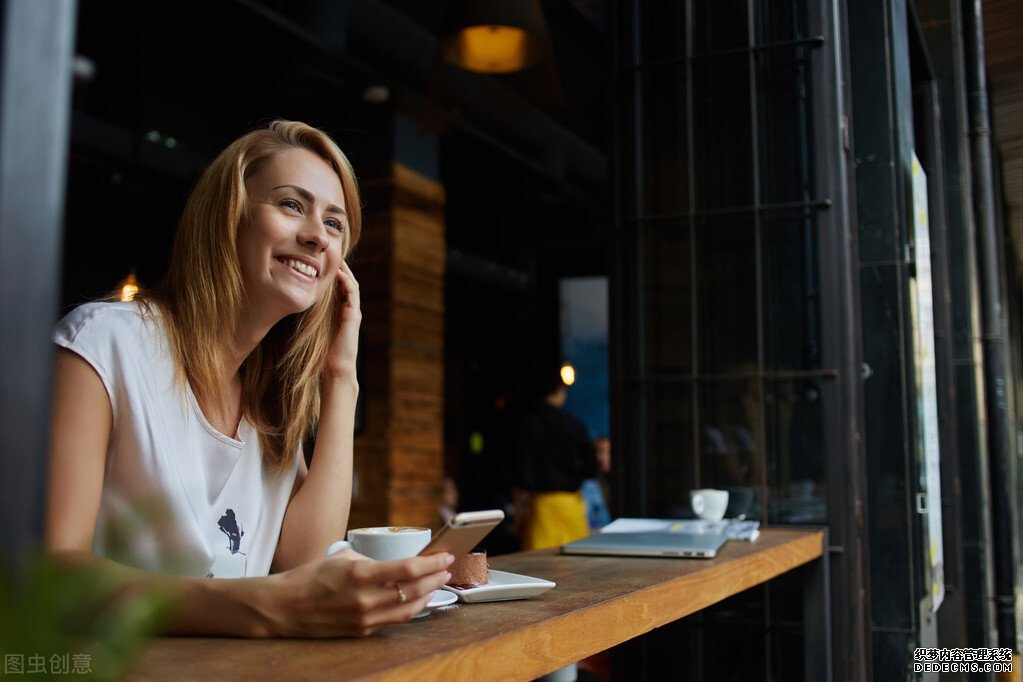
[440,569,556,603]
[412,589,458,619]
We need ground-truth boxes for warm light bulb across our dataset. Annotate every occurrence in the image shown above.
[454,25,531,73]
[560,363,576,386]
[118,272,140,302]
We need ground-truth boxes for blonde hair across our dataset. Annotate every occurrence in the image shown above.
[138,120,362,473]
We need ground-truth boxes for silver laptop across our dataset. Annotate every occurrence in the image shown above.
[561,531,727,558]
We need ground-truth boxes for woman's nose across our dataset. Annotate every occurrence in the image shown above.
[299,219,329,251]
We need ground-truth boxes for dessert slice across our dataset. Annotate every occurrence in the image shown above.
[446,551,489,589]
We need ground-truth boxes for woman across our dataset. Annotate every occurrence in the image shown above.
[45,120,452,637]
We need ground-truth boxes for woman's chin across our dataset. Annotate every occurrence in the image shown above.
[254,297,317,322]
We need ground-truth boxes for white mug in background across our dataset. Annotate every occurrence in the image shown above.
[346,526,431,561]
[690,489,730,522]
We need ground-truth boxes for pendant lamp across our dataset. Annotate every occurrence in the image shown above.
[440,0,551,74]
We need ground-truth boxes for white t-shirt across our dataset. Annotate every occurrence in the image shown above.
[53,302,299,578]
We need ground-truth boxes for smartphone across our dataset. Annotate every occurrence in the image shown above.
[419,509,505,557]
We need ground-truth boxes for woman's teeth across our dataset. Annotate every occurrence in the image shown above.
[282,258,318,278]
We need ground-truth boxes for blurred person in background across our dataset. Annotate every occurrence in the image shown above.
[580,436,611,529]
[510,368,597,550]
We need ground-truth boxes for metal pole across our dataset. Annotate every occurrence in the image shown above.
[961,0,1018,658]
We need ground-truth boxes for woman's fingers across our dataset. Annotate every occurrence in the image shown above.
[388,561,452,604]
[288,553,454,637]
[335,554,453,630]
[326,260,363,375]
[358,567,454,630]
[350,552,454,586]
[336,260,361,311]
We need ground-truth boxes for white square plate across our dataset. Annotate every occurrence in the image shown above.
[440,569,556,603]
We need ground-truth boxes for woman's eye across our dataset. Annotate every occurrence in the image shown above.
[325,218,344,232]
[280,199,301,212]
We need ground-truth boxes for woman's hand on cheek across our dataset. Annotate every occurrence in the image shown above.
[263,551,454,638]
[327,260,361,378]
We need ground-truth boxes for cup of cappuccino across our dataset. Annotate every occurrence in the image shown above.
[346,526,431,561]
[690,489,730,523]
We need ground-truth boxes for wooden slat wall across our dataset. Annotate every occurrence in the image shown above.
[350,163,446,531]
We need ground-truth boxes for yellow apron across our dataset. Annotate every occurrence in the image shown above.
[524,491,590,551]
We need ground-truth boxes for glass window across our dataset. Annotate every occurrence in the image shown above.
[639,0,687,64]
[693,53,753,210]
[699,378,765,509]
[642,219,693,374]
[645,380,694,517]
[765,378,827,523]
[616,0,838,677]
[754,0,815,45]
[696,216,757,373]
[761,209,823,371]
[631,64,690,217]
[617,71,642,219]
[757,45,818,205]
[694,0,749,55]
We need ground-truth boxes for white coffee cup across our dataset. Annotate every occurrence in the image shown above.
[346,526,431,561]
[690,489,730,522]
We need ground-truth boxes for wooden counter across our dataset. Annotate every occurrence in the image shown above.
[123,528,825,681]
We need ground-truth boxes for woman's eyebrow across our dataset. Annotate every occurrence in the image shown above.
[271,184,347,216]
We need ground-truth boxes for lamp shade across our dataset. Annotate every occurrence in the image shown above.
[440,0,549,74]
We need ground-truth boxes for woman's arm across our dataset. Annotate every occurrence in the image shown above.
[273,260,361,570]
[52,546,452,638]
[47,348,452,637]
[273,375,357,570]
[46,349,111,551]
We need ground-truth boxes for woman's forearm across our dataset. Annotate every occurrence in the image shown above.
[49,546,455,639]
[274,374,358,570]
[51,549,277,638]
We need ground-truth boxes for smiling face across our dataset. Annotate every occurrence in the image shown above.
[236,147,348,321]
